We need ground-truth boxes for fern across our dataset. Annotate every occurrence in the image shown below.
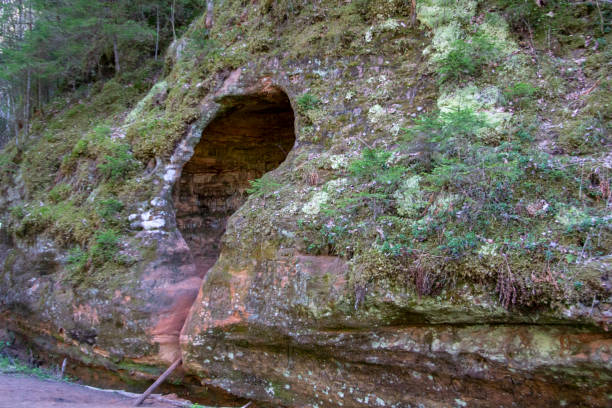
[246,175,282,197]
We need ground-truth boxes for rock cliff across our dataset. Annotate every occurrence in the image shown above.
[1,0,611,406]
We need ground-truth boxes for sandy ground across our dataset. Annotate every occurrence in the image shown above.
[0,373,187,408]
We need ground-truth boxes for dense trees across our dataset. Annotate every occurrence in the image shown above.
[0,0,203,146]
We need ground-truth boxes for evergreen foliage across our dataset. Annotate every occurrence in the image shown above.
[246,174,282,197]
[96,198,124,220]
[436,32,500,83]
[296,92,320,111]
[90,228,120,265]
[97,143,139,181]
[0,0,202,145]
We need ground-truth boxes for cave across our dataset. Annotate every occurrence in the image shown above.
[173,89,295,275]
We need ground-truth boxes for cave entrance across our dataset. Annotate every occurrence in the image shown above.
[174,89,295,276]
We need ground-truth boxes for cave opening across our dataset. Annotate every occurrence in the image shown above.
[173,89,295,276]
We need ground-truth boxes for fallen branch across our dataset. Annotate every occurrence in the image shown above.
[581,79,601,97]
[355,136,373,149]
[85,384,252,408]
[134,358,182,406]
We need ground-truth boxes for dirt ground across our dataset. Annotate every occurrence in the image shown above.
[0,373,189,408]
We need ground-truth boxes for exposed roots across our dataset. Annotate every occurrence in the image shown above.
[410,254,446,297]
[496,254,521,309]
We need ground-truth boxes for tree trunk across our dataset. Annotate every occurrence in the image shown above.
[37,77,43,114]
[205,0,214,29]
[6,91,13,143]
[11,90,18,147]
[155,5,159,60]
[24,68,30,138]
[113,34,121,74]
[171,0,176,42]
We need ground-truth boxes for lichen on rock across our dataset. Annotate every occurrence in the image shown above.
[302,191,330,216]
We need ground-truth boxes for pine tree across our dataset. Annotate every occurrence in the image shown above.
[0,0,202,146]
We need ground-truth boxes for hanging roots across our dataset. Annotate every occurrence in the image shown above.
[496,254,520,309]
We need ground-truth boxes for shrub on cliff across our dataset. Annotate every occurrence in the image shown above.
[97,144,139,181]
[436,32,500,83]
[247,175,283,198]
[90,229,120,266]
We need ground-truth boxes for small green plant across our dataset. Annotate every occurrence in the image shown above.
[96,198,124,220]
[189,29,219,53]
[349,148,407,189]
[297,92,320,111]
[503,82,538,108]
[9,205,25,220]
[60,138,90,172]
[90,229,120,265]
[504,82,537,100]
[406,108,491,161]
[349,148,391,177]
[436,42,476,82]
[512,120,537,143]
[72,138,89,156]
[377,237,410,256]
[48,183,72,203]
[436,32,499,83]
[409,108,490,142]
[97,144,139,181]
[246,174,282,197]
[92,124,112,140]
[439,231,478,258]
[66,246,88,272]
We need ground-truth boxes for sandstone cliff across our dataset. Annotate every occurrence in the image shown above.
[1,1,611,406]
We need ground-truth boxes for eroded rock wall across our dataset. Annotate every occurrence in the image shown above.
[0,0,611,407]
[175,91,295,275]
[182,247,611,407]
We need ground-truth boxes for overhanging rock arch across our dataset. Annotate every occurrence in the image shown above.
[146,76,297,369]
[173,86,296,279]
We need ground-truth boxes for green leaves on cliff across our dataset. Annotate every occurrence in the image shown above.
[96,198,124,221]
[296,93,320,112]
[66,246,88,272]
[246,174,282,197]
[405,107,490,163]
[66,228,126,278]
[349,148,391,176]
[349,148,408,191]
[97,144,139,181]
[90,229,120,266]
[435,32,500,83]
[0,0,202,144]
[300,102,610,306]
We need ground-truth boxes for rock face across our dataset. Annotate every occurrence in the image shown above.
[1,1,611,407]
[175,90,295,275]
[179,67,609,406]
[182,248,611,407]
